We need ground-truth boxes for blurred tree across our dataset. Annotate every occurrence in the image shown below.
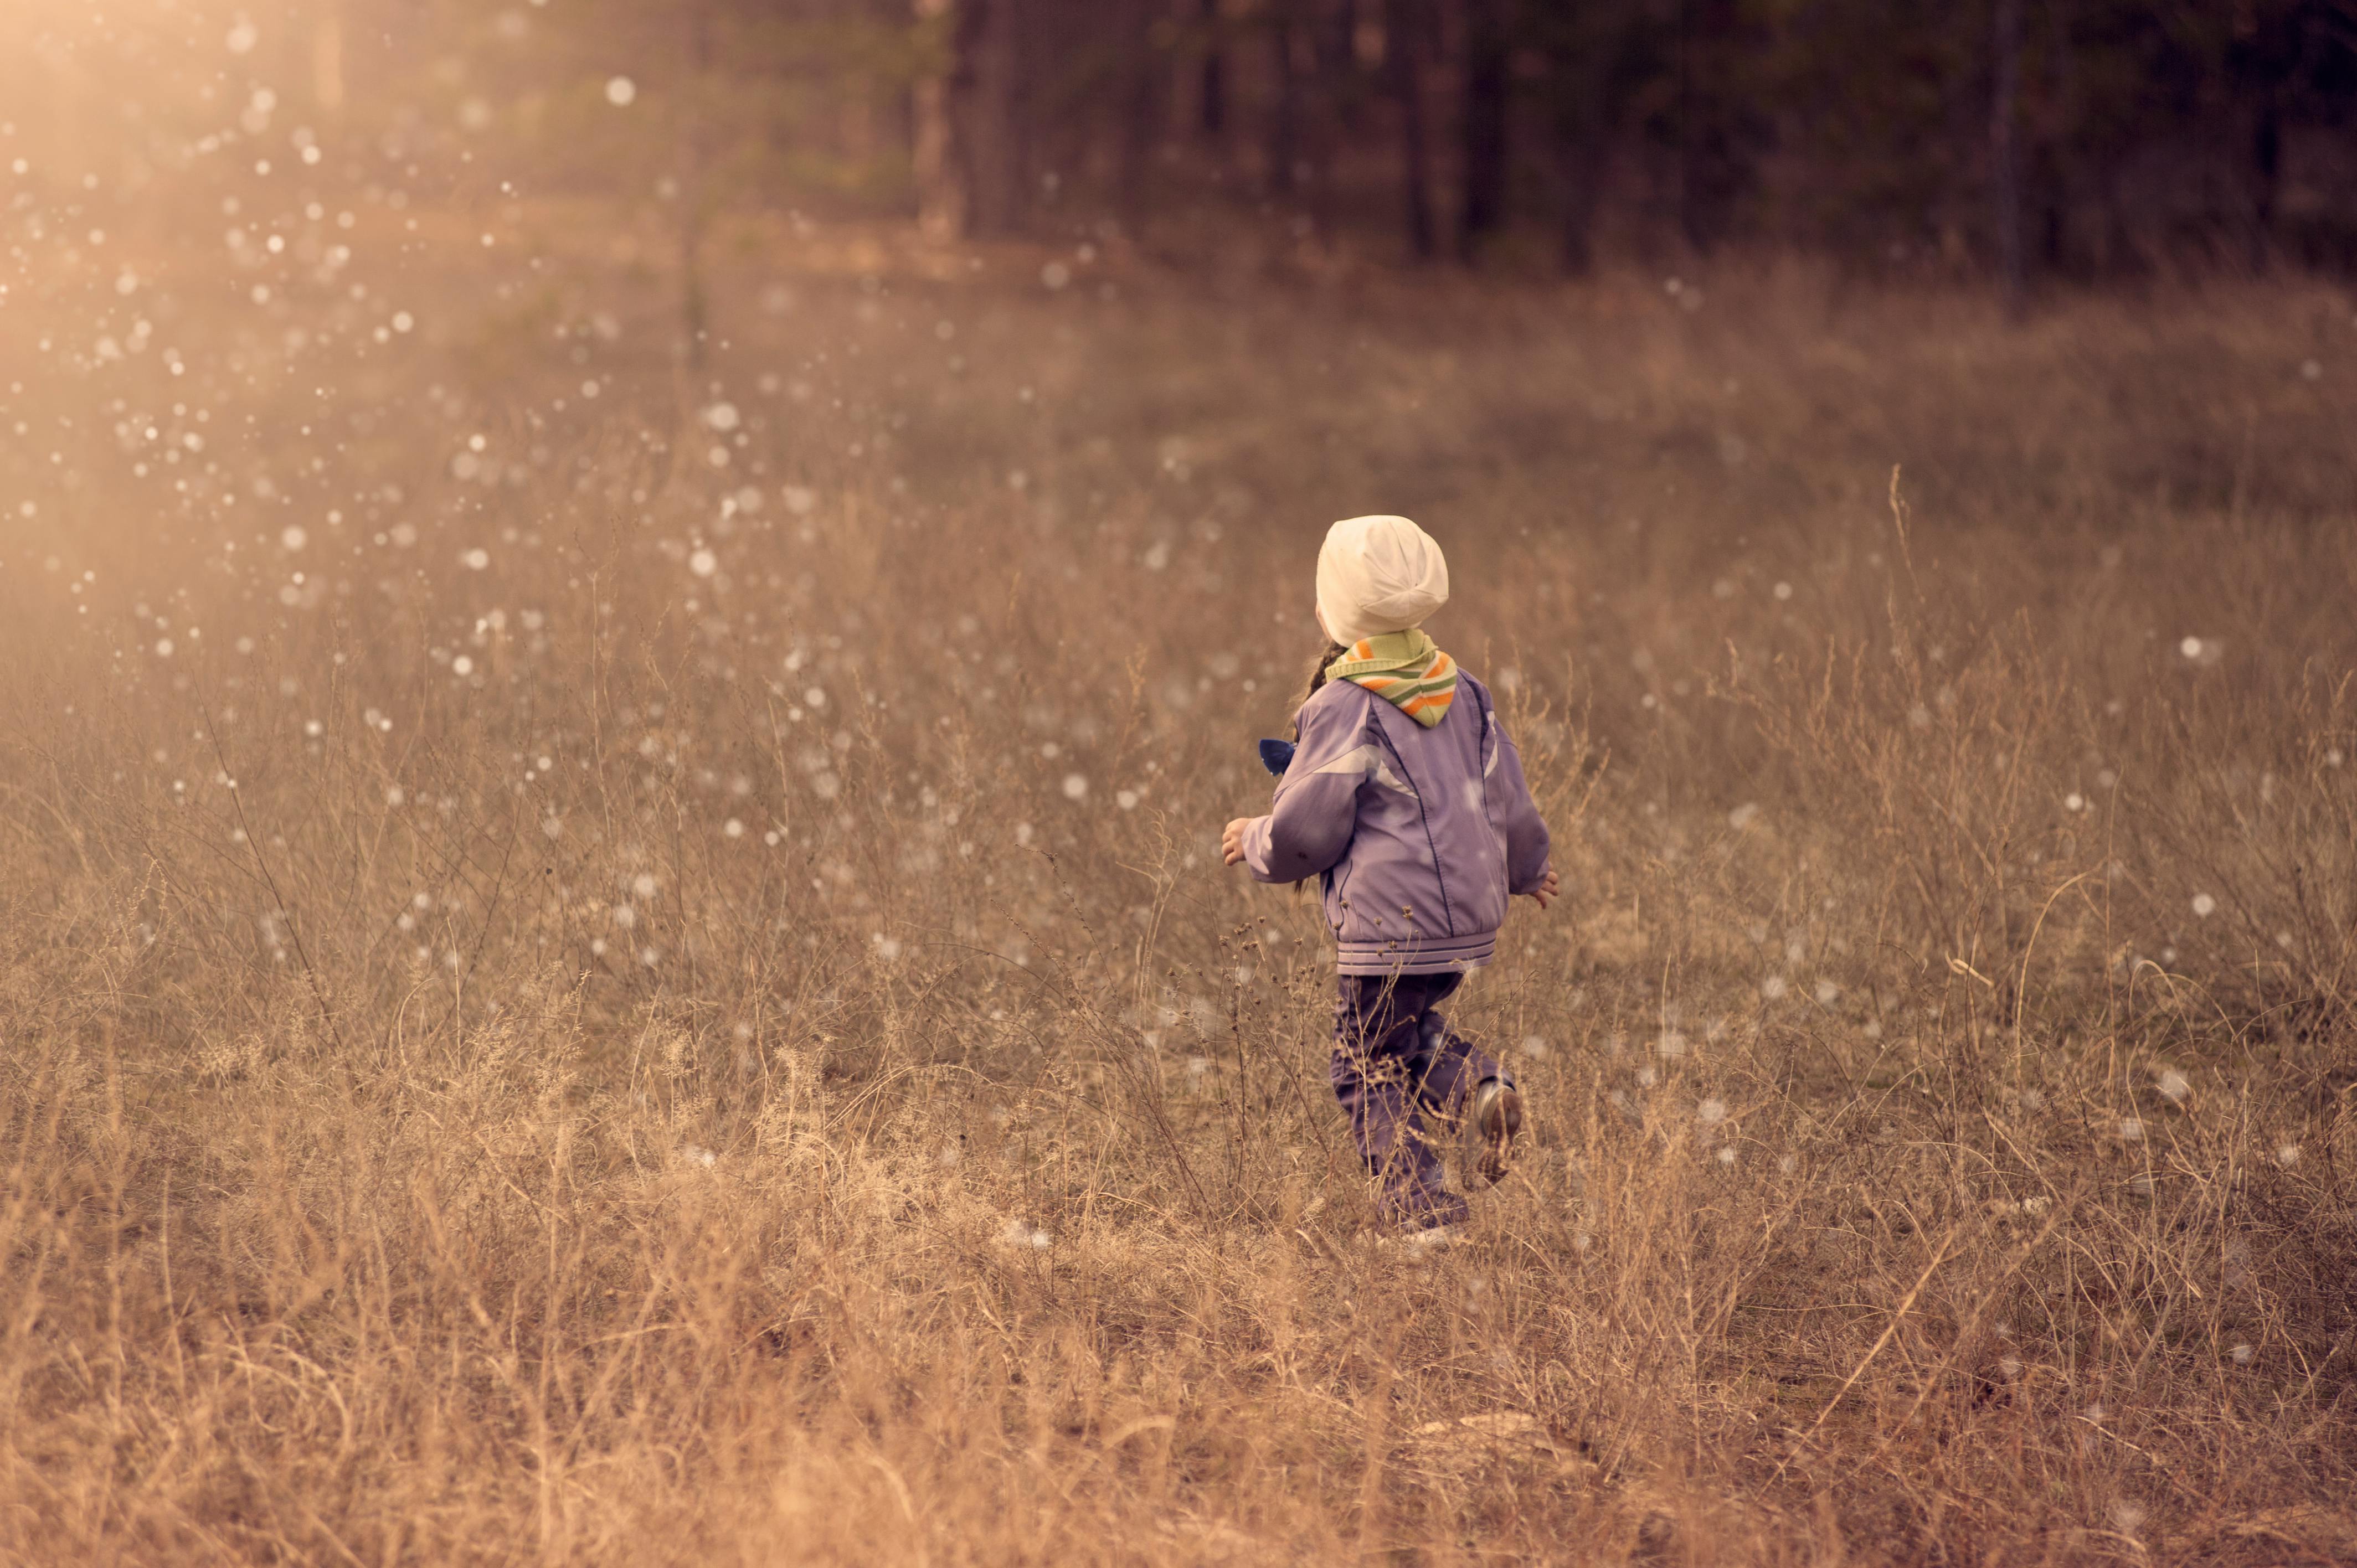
[1386,0,1438,259]
[1318,0,1368,133]
[1200,0,1232,141]
[1268,0,1306,196]
[681,0,718,368]
[915,0,967,238]
[1524,0,1666,274]
[1672,0,1766,254]
[2222,0,2357,268]
[1115,0,1170,231]
[966,0,1034,233]
[1457,0,1512,258]
[1754,2,1982,259]
[1304,0,1371,235]
[1993,0,2025,310]
[2027,0,2354,277]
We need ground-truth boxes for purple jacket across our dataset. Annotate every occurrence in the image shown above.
[1242,672,1551,974]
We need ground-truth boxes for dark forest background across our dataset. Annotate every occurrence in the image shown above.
[237,0,2357,294]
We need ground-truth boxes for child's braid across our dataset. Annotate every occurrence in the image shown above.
[1292,641,1349,741]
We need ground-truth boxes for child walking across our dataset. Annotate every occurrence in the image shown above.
[1222,515,1557,1240]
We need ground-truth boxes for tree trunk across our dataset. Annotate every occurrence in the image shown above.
[1386,0,1435,261]
[1320,0,1362,130]
[1676,0,1744,254]
[938,0,1028,235]
[2250,100,2281,272]
[913,0,967,240]
[917,0,1033,239]
[1198,0,1228,141]
[1305,0,1360,235]
[1676,0,1695,247]
[680,0,714,372]
[2041,0,2078,274]
[1269,1,1301,195]
[1991,0,2026,314]
[1458,0,1510,260]
[1557,120,1609,276]
[1115,0,1163,235]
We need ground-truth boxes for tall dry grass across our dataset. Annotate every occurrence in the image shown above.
[1,209,2353,1563]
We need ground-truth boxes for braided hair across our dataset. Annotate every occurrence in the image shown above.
[1293,641,1349,741]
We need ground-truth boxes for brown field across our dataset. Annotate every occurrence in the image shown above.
[2,202,2355,1564]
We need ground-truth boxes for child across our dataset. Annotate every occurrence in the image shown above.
[1222,515,1557,1240]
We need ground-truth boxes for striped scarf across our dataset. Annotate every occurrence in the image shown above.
[1327,630,1458,728]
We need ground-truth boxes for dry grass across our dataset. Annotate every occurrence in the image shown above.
[2,205,2354,1564]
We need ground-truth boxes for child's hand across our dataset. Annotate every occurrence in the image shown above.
[1221,818,1254,868]
[1525,869,1561,911]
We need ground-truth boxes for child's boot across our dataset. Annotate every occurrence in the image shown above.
[1468,1077,1522,1185]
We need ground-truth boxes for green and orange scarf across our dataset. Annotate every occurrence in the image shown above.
[1327,630,1458,728]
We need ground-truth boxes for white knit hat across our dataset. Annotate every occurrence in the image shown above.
[1316,515,1450,646]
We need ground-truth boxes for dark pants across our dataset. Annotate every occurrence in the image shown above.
[1331,973,1507,1230]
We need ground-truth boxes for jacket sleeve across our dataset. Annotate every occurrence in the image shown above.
[1241,691,1364,884]
[1490,710,1553,895]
